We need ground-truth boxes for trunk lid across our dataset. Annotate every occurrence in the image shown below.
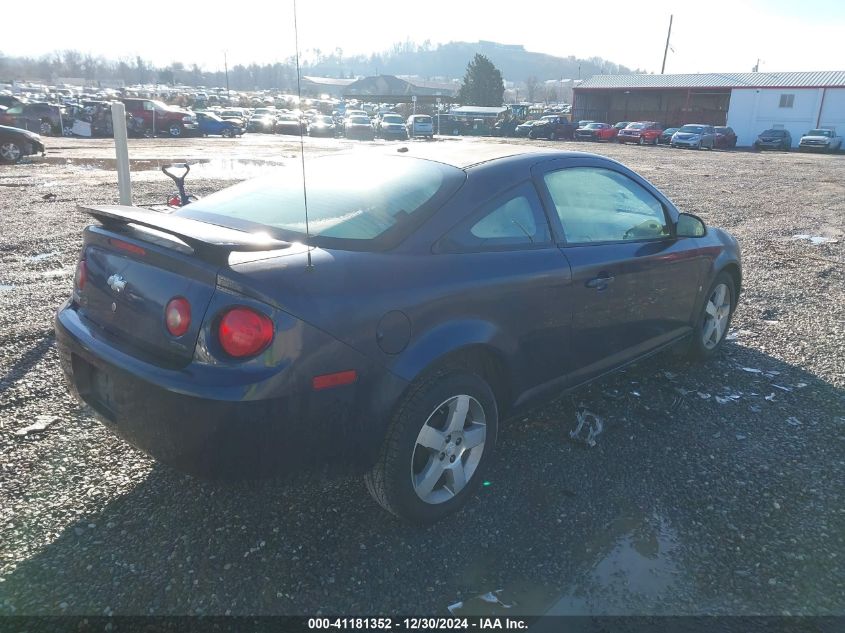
[76,205,290,366]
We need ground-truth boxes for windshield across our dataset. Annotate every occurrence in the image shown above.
[761,129,785,136]
[679,125,705,133]
[181,155,463,247]
[627,123,646,129]
[586,123,603,129]
[807,129,832,137]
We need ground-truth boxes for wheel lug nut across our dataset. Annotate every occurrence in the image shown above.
[446,435,451,442]
[439,453,445,460]
[455,438,462,445]
[449,455,456,463]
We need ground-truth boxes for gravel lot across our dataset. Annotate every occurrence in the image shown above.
[1,135,843,617]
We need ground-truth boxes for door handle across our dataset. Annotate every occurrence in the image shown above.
[585,273,615,290]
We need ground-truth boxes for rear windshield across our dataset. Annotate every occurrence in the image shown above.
[413,116,432,123]
[180,155,465,251]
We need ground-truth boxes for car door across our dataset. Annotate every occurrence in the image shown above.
[533,157,706,383]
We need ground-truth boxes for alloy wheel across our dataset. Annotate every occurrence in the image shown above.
[410,395,487,504]
[39,121,52,135]
[0,142,22,162]
[702,283,731,349]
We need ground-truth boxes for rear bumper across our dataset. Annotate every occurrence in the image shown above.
[55,302,408,478]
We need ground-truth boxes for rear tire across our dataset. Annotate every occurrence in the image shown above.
[364,368,498,523]
[169,123,183,138]
[687,272,736,360]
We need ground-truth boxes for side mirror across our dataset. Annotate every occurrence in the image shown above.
[676,213,706,238]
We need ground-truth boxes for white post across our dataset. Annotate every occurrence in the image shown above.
[111,102,132,206]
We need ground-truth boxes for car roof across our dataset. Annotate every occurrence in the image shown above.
[365,145,604,170]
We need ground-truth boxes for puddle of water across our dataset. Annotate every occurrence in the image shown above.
[791,234,837,245]
[589,514,680,600]
[40,269,71,279]
[25,252,59,263]
[452,510,684,617]
[42,156,284,181]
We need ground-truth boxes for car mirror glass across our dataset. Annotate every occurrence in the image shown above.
[676,213,706,238]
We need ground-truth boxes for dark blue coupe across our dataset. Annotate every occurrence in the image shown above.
[56,149,741,522]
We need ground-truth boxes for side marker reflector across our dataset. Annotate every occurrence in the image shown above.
[312,370,358,391]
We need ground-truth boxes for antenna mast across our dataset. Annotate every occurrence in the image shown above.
[661,15,673,74]
[293,0,314,269]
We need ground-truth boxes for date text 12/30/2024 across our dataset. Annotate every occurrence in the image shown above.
[307,618,528,630]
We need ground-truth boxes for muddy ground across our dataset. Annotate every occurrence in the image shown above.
[0,135,843,617]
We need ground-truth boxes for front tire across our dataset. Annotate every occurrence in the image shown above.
[0,141,23,163]
[365,368,498,523]
[39,120,53,136]
[169,123,183,138]
[687,272,736,360]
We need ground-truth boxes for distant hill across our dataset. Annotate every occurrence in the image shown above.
[307,40,639,82]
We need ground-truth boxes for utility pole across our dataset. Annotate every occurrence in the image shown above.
[224,51,230,101]
[661,14,673,74]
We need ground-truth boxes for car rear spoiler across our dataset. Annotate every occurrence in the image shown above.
[79,205,290,265]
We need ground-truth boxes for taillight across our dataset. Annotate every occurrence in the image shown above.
[165,297,191,337]
[74,260,87,292]
[218,307,274,358]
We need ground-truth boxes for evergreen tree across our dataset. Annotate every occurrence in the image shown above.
[457,54,504,106]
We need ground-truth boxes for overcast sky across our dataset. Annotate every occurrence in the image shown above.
[4,0,845,76]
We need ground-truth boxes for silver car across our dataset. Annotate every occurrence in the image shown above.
[671,124,716,150]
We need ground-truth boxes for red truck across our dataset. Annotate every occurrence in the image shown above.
[617,121,664,145]
[121,98,198,137]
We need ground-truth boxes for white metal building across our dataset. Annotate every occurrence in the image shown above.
[573,71,845,147]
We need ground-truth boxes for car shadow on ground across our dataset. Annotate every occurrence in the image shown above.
[2,344,843,616]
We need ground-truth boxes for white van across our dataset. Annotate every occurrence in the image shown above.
[406,114,434,139]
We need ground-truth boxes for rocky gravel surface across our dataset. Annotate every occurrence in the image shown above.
[0,136,843,617]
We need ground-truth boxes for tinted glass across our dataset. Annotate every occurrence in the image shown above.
[439,182,549,252]
[183,155,462,244]
[679,125,705,133]
[543,167,670,244]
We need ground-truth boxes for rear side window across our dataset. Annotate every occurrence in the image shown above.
[543,167,670,244]
[437,182,550,252]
